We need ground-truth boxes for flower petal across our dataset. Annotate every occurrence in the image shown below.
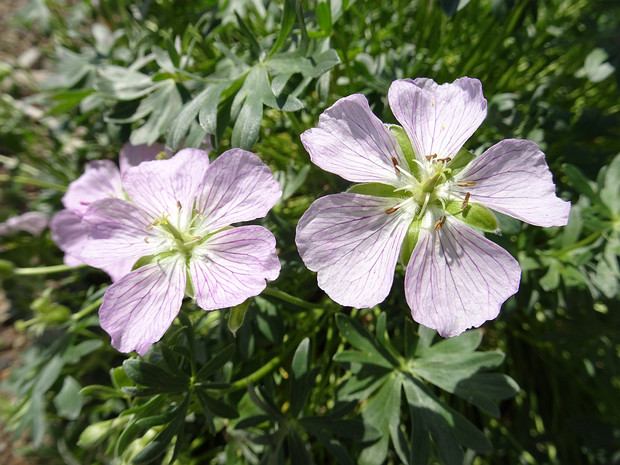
[62,160,122,212]
[296,193,412,308]
[405,215,521,337]
[194,149,281,233]
[300,94,406,184]
[118,141,166,175]
[99,254,186,355]
[388,77,487,160]
[80,198,163,276]
[190,226,280,310]
[122,148,210,224]
[456,139,571,227]
[50,209,86,260]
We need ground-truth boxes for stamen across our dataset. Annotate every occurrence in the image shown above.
[144,237,149,243]
[385,206,398,214]
[425,154,437,161]
[434,216,446,231]
[193,208,203,220]
[418,193,431,219]
[437,157,451,163]
[457,181,477,187]
[177,200,182,210]
[391,156,399,174]
[461,192,471,210]
[385,197,416,215]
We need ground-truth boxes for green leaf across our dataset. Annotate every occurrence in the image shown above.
[269,0,297,56]
[417,328,482,357]
[453,373,520,417]
[317,0,332,34]
[446,201,499,233]
[196,344,236,380]
[231,89,263,150]
[94,65,158,100]
[53,376,83,420]
[131,395,190,464]
[563,163,597,201]
[168,83,227,150]
[123,359,189,392]
[335,314,396,368]
[600,153,620,214]
[403,376,492,459]
[265,49,340,78]
[130,80,183,145]
[228,299,250,336]
[290,338,313,417]
[196,390,239,419]
[359,374,402,465]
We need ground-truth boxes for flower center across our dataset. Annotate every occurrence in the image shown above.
[145,201,204,255]
[388,155,454,220]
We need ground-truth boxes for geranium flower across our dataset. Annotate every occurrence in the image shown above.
[0,211,48,236]
[50,142,166,280]
[79,148,281,355]
[296,77,570,337]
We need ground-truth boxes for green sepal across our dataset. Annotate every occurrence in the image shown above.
[400,219,422,266]
[348,182,400,198]
[446,147,476,177]
[131,250,177,271]
[446,201,499,233]
[387,124,420,179]
[185,263,194,298]
[131,255,157,271]
[228,299,250,336]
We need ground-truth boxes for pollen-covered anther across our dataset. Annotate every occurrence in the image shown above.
[391,156,399,174]
[461,192,471,210]
[457,181,477,187]
[434,216,446,231]
[438,157,451,163]
[145,219,159,231]
[144,237,149,243]
[385,206,398,214]
[193,208,203,219]
[425,154,438,161]
[177,200,182,210]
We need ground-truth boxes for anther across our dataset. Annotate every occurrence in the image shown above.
[177,200,182,210]
[193,208,203,219]
[144,238,149,243]
[425,154,437,161]
[461,192,471,210]
[391,156,399,174]
[437,157,451,163]
[457,181,477,187]
[385,206,398,214]
[434,216,446,231]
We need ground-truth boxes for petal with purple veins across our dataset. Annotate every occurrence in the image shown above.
[388,78,487,160]
[62,160,122,212]
[405,215,521,337]
[296,193,412,308]
[80,198,163,274]
[300,94,407,184]
[456,139,571,227]
[99,254,186,355]
[194,149,282,233]
[122,148,210,223]
[190,226,280,310]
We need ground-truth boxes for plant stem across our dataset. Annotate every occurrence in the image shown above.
[262,286,320,310]
[0,174,67,192]
[14,263,85,276]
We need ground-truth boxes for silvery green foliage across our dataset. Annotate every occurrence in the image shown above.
[1,1,619,465]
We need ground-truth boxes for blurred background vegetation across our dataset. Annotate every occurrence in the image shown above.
[0,0,619,464]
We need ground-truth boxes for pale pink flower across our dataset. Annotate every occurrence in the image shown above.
[0,211,48,236]
[50,142,165,279]
[296,77,570,337]
[79,148,281,355]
